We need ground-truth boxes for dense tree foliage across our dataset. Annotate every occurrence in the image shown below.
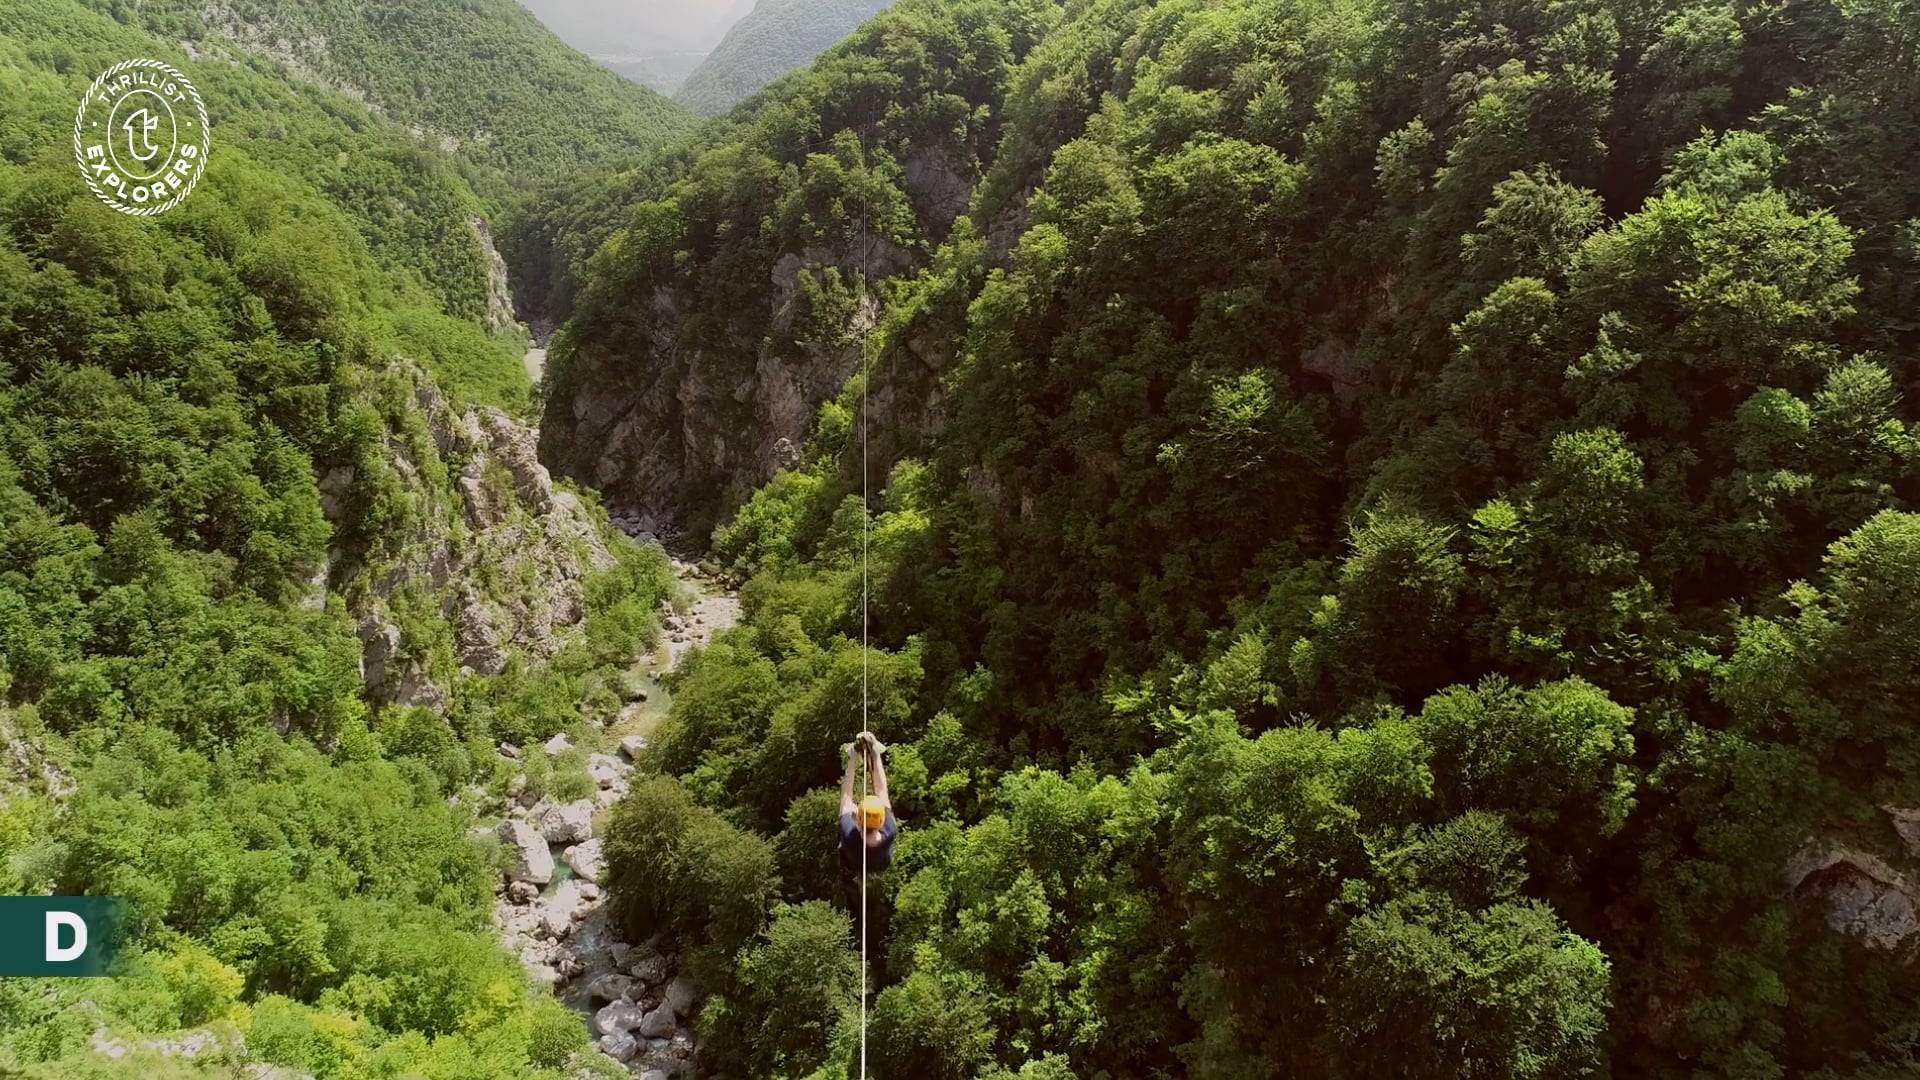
[533,0,1060,530]
[89,0,694,198]
[675,0,899,117]
[0,3,676,1075]
[578,0,1920,1076]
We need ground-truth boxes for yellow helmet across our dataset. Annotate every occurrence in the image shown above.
[859,796,887,830]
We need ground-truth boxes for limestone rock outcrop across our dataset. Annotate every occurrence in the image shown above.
[322,362,618,712]
[541,235,911,532]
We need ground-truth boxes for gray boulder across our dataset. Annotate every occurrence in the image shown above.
[541,879,581,938]
[598,1030,640,1063]
[539,799,595,844]
[495,820,552,884]
[662,976,697,1017]
[587,971,637,1003]
[564,837,606,882]
[619,734,650,761]
[638,1005,676,1038]
[628,952,669,987]
[587,753,628,789]
[593,1000,646,1037]
[543,731,573,755]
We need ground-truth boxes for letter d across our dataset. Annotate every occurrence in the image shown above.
[46,911,86,962]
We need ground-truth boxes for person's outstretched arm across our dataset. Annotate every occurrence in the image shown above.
[869,741,891,810]
[840,743,859,817]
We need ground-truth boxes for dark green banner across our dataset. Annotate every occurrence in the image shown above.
[0,896,128,976]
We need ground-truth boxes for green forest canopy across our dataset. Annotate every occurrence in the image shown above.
[542,0,1920,1076]
[4,0,1920,1074]
[94,0,696,201]
[0,1,678,1076]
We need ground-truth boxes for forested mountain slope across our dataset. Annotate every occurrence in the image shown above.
[92,0,695,196]
[540,0,1920,1075]
[673,0,898,117]
[0,2,678,1075]
[539,0,1050,533]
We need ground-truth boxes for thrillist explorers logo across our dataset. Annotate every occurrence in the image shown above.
[72,58,211,216]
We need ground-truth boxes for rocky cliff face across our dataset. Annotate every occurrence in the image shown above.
[470,217,520,336]
[324,362,615,711]
[1787,805,1920,958]
[542,233,911,537]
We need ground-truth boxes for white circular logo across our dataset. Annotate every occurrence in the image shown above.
[73,59,211,217]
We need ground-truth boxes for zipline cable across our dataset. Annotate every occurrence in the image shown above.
[857,118,873,1080]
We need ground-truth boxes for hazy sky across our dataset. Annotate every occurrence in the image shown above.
[517,0,760,55]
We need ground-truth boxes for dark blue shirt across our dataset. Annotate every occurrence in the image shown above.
[839,809,897,875]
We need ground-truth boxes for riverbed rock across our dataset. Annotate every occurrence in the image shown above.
[542,879,581,938]
[587,753,628,789]
[496,821,552,884]
[539,799,595,844]
[619,735,650,761]
[638,1005,676,1038]
[598,1030,641,1063]
[564,837,606,882]
[505,880,539,905]
[593,1001,646,1038]
[638,1069,670,1080]
[628,952,669,987]
[497,742,520,761]
[587,971,637,1004]
[543,732,573,755]
[662,977,697,1017]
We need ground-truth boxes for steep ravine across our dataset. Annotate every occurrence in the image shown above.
[480,341,741,1080]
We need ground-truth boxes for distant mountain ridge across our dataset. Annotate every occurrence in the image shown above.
[673,0,896,116]
[517,0,756,55]
[591,51,710,96]
[120,0,696,195]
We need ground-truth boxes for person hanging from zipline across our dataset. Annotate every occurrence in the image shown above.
[839,730,896,875]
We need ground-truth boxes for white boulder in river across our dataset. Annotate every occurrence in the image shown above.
[564,836,605,882]
[496,820,553,884]
[587,971,637,1003]
[587,752,628,789]
[541,879,581,938]
[594,1001,646,1037]
[638,1005,676,1038]
[598,1031,640,1063]
[538,799,594,844]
